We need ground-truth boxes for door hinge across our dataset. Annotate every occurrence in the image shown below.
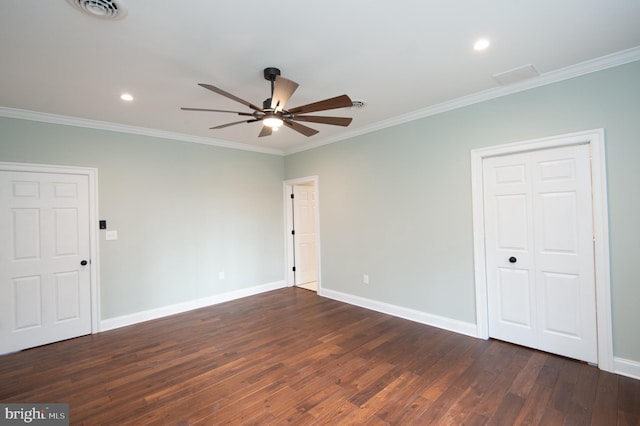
[290,193,294,199]
[291,230,295,235]
[292,266,296,272]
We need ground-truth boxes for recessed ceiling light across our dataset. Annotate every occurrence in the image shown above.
[120,93,134,102]
[474,38,490,51]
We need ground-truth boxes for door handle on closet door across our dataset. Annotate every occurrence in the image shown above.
[508,257,517,263]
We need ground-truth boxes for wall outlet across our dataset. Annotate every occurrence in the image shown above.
[105,230,118,241]
[219,272,225,280]
[363,274,369,284]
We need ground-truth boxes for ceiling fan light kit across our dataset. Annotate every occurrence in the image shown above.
[263,115,284,129]
[182,67,354,138]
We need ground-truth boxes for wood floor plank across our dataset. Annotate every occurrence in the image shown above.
[590,371,619,425]
[0,287,637,425]
[472,346,532,417]
[413,381,466,424]
[486,392,525,425]
[367,371,427,422]
[512,362,561,425]
[618,375,640,425]
[509,350,548,398]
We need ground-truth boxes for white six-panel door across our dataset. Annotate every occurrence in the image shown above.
[0,171,92,354]
[293,185,318,286]
[483,144,597,363]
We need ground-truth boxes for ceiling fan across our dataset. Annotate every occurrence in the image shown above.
[181,67,354,138]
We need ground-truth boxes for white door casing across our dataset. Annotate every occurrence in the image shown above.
[293,184,318,285]
[471,129,613,371]
[0,163,99,354]
[483,144,597,363]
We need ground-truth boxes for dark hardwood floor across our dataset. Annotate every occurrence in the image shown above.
[1,288,639,425]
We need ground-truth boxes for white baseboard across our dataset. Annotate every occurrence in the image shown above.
[319,288,478,338]
[98,283,640,381]
[99,280,286,332]
[614,357,640,380]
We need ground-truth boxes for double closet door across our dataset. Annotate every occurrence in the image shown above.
[483,144,597,363]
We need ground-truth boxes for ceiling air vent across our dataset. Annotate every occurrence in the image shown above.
[66,0,127,20]
[492,65,539,86]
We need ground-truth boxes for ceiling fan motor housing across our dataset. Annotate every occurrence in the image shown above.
[263,67,281,81]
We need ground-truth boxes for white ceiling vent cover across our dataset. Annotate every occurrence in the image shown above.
[492,65,539,86]
[66,0,128,20]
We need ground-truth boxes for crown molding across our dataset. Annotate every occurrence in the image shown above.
[2,47,638,158]
[0,107,284,156]
[284,46,640,155]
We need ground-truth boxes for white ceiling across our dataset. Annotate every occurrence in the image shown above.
[1,1,640,154]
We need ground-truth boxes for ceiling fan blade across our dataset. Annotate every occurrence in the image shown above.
[258,126,273,137]
[210,119,259,130]
[181,107,254,117]
[271,76,299,111]
[289,115,353,127]
[282,119,319,137]
[287,94,353,114]
[198,83,263,112]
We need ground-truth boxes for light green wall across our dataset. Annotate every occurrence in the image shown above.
[0,119,285,319]
[285,60,640,363]
[1,60,638,364]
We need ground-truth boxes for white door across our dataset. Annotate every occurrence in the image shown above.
[483,144,597,363]
[0,171,92,354]
[293,184,317,286]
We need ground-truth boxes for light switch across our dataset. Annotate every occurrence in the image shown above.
[105,230,118,241]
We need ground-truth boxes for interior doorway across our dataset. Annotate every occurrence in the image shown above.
[284,176,320,292]
[0,162,100,354]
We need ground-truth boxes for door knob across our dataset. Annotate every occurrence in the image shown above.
[508,257,517,263]
[80,260,88,266]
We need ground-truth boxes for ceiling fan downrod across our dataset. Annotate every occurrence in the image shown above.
[263,67,281,100]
